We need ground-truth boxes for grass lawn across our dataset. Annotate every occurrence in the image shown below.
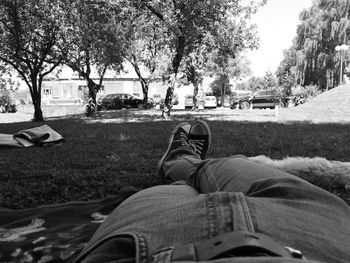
[1,112,350,209]
[1,85,350,209]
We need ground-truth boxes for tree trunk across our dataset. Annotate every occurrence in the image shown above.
[223,83,226,107]
[192,81,199,110]
[221,83,225,107]
[141,79,149,104]
[132,60,149,105]
[162,84,174,118]
[29,77,44,122]
[172,36,186,76]
[31,98,43,122]
[86,78,100,117]
[162,36,186,117]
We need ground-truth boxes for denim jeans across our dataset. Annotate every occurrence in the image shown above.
[74,148,350,263]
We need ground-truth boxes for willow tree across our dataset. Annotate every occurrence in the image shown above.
[291,0,350,90]
[0,0,66,121]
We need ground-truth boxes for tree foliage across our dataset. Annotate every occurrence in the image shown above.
[281,0,350,90]
[0,0,267,119]
[61,0,128,116]
[0,0,66,121]
[236,71,278,93]
[131,0,266,115]
[123,10,171,104]
[276,48,297,95]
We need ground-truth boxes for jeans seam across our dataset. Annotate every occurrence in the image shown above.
[135,233,148,263]
[203,164,219,192]
[207,194,217,238]
[238,193,255,232]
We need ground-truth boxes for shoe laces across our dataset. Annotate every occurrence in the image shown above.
[189,139,204,155]
[178,131,190,147]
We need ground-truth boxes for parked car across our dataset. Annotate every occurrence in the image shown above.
[230,90,253,109]
[204,96,217,109]
[217,95,231,107]
[97,93,152,110]
[233,90,289,110]
[184,95,193,109]
[152,94,163,105]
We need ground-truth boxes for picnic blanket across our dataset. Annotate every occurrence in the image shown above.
[0,124,63,148]
[0,188,136,263]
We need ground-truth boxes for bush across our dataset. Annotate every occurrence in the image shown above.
[0,88,17,113]
[291,85,322,106]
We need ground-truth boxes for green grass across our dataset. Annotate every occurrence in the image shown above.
[1,113,350,209]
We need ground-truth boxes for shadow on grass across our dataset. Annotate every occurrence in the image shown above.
[1,110,350,209]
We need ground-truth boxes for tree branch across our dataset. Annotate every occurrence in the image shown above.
[141,2,182,36]
[0,55,32,89]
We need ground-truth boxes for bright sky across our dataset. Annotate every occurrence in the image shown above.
[246,0,313,77]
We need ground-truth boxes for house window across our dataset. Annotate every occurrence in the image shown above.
[43,88,51,95]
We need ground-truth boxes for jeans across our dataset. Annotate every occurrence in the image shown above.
[74,148,350,263]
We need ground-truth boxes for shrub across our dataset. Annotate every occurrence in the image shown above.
[0,88,17,113]
[291,85,322,106]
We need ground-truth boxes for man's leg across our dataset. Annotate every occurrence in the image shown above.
[157,120,211,182]
[158,121,337,199]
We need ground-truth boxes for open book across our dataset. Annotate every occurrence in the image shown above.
[0,124,64,147]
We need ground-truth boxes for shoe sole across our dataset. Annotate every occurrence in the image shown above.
[157,122,190,177]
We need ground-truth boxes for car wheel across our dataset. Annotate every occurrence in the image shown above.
[240,101,250,110]
[137,103,144,109]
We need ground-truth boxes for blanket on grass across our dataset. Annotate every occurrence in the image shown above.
[0,188,136,263]
[1,156,349,262]
[0,125,63,148]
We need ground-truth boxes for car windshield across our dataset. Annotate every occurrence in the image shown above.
[231,91,252,98]
[254,91,268,96]
[104,94,116,99]
[254,90,279,96]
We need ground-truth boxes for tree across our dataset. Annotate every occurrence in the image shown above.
[0,66,18,113]
[132,0,266,115]
[210,74,231,100]
[124,11,171,104]
[182,46,206,109]
[276,48,297,95]
[290,0,350,90]
[236,76,265,92]
[263,70,278,89]
[204,16,259,106]
[0,0,66,121]
[208,55,252,105]
[61,0,127,116]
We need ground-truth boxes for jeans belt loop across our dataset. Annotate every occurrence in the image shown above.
[171,231,302,261]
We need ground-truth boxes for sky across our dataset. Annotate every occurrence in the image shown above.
[246,0,313,77]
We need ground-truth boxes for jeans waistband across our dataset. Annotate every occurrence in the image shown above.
[153,231,304,262]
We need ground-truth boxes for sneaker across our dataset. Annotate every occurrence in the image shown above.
[189,120,211,160]
[157,122,191,177]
